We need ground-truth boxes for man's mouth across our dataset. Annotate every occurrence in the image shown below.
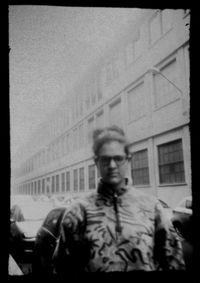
[108,173,118,177]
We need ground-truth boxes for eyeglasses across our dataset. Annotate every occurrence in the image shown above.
[97,155,128,166]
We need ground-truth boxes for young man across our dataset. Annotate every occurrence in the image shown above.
[53,126,185,273]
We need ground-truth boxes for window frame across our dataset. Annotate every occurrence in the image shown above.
[157,139,186,185]
[73,169,78,192]
[79,167,85,191]
[88,164,96,190]
[131,149,150,186]
[153,54,181,110]
[66,171,70,192]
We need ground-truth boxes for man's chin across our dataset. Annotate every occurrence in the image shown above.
[105,177,121,185]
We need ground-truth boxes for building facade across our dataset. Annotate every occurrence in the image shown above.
[12,9,190,208]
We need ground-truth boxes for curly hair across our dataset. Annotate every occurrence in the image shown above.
[92,125,130,157]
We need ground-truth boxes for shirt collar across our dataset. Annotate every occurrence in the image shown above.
[97,177,130,199]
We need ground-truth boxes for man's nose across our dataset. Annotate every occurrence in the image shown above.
[109,158,117,168]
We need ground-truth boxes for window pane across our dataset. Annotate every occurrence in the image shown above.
[88,117,94,143]
[96,110,104,129]
[131,149,149,185]
[162,9,173,34]
[61,172,65,192]
[89,164,96,190]
[109,99,122,128]
[150,11,161,44]
[56,175,59,192]
[158,139,185,184]
[42,179,45,194]
[73,169,78,192]
[52,176,55,193]
[79,167,85,191]
[66,171,70,192]
[154,59,180,108]
[38,180,41,194]
[128,82,145,122]
[34,181,37,194]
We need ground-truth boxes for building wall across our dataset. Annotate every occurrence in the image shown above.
[12,9,190,208]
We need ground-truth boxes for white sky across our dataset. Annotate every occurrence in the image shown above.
[9,5,143,163]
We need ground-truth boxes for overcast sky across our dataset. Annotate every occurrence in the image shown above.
[9,5,143,164]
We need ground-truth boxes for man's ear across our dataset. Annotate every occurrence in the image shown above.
[127,154,132,161]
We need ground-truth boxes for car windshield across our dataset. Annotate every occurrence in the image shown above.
[11,195,53,221]
[177,196,192,209]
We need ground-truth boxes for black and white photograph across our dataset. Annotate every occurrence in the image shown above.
[9,6,192,276]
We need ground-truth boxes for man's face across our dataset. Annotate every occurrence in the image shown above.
[96,141,129,187]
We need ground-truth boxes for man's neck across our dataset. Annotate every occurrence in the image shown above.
[100,179,127,196]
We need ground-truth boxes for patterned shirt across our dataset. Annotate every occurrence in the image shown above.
[53,180,185,272]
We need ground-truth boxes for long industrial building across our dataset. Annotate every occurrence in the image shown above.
[12,9,190,208]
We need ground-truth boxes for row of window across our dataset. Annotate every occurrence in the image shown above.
[15,138,185,195]
[15,9,190,178]
[18,48,186,178]
[15,164,97,195]
[131,139,185,186]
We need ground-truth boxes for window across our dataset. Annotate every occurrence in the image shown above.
[46,177,50,194]
[128,81,145,122]
[154,59,180,109]
[79,167,85,191]
[60,136,64,156]
[52,176,55,193]
[42,178,45,194]
[38,180,41,194]
[34,181,37,194]
[73,128,78,151]
[149,11,162,45]
[78,123,84,148]
[68,132,73,153]
[162,9,173,34]
[28,184,30,194]
[61,172,65,192]
[73,169,78,192]
[66,171,70,191]
[88,117,95,143]
[64,133,69,155]
[149,10,173,46]
[56,174,59,192]
[90,80,96,106]
[88,164,96,190]
[96,110,104,129]
[125,42,135,66]
[158,139,185,184]
[31,183,34,195]
[109,98,122,128]
[134,32,142,59]
[131,149,150,186]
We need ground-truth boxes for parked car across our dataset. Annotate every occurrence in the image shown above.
[10,195,53,274]
[33,195,79,275]
[171,196,193,269]
[32,206,67,275]
[172,196,192,240]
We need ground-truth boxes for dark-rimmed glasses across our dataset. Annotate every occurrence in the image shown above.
[96,155,128,166]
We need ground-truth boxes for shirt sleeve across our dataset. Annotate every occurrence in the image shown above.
[52,202,89,275]
[154,201,186,270]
